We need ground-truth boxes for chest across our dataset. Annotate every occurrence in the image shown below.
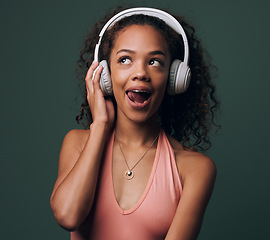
[72,131,182,240]
[112,144,157,211]
[90,136,180,237]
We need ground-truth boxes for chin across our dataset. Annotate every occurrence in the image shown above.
[122,109,159,125]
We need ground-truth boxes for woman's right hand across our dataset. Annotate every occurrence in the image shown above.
[85,61,115,129]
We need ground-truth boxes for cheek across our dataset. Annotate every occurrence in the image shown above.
[153,78,168,108]
[110,62,128,87]
[156,75,169,95]
[110,71,128,102]
[111,72,127,92]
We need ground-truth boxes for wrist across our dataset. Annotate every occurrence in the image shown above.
[90,121,112,135]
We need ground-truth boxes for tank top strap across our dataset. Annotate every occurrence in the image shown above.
[155,130,182,196]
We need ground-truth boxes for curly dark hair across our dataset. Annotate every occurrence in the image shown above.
[76,7,220,152]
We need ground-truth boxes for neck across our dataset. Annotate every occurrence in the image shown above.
[114,112,160,147]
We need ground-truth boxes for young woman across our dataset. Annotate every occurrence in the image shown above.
[50,7,219,240]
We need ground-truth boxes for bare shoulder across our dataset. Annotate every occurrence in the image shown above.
[57,129,89,174]
[167,135,216,184]
[164,135,217,239]
[62,129,90,152]
[50,129,90,199]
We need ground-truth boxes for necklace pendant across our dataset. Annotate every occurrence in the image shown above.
[125,170,134,180]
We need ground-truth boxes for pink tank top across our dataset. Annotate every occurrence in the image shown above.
[71,129,182,240]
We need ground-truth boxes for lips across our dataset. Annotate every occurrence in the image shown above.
[126,86,152,108]
[127,90,151,103]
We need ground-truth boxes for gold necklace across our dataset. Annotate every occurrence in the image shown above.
[115,133,159,180]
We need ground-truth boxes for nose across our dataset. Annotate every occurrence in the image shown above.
[131,62,150,81]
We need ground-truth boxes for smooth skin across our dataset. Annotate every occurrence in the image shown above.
[50,25,216,240]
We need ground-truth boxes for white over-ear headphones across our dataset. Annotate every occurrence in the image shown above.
[94,7,191,96]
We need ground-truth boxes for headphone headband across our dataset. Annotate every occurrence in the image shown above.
[94,7,189,65]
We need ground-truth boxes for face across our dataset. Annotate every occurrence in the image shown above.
[109,24,171,124]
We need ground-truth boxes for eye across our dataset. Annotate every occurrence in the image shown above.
[118,56,132,65]
[149,58,163,67]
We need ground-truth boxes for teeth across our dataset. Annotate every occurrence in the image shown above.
[132,90,148,93]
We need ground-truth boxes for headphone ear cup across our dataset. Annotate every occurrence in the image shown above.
[167,59,180,95]
[99,60,113,96]
[167,59,191,95]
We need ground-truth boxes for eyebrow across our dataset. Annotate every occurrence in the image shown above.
[116,49,166,56]
[116,49,135,54]
[149,50,166,56]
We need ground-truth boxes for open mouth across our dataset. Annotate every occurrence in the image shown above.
[126,90,152,104]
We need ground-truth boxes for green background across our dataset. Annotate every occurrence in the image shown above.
[1,0,269,239]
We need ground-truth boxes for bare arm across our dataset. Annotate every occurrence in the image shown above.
[50,125,108,231]
[165,152,217,240]
[50,61,115,231]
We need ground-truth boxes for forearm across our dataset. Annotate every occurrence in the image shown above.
[165,214,202,240]
[50,123,109,230]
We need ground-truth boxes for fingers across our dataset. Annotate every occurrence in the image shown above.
[84,61,115,126]
[85,61,103,95]
[85,61,97,97]
[92,65,103,93]
[85,61,98,81]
